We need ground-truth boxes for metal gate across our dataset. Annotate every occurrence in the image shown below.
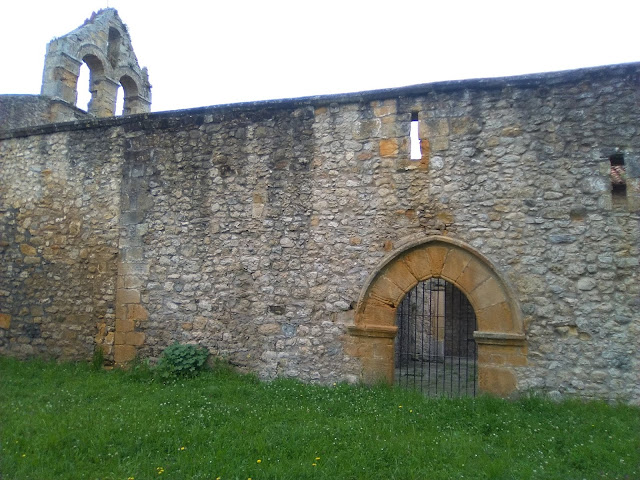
[395,277,477,396]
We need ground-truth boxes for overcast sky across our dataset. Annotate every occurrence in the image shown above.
[2,1,639,113]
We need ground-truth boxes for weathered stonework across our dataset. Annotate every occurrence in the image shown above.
[1,13,638,403]
[0,128,121,360]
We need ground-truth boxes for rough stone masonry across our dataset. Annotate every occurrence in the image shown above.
[0,10,638,403]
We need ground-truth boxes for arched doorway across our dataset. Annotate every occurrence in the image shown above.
[395,277,477,396]
[347,236,527,397]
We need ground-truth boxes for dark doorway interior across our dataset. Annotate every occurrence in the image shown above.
[395,278,477,396]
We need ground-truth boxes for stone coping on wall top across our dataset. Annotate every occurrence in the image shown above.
[0,94,50,101]
[2,61,638,141]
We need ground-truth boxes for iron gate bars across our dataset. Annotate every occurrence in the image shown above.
[395,277,477,397]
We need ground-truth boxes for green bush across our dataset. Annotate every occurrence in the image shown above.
[156,342,209,379]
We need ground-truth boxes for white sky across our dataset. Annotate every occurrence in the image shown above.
[2,0,639,113]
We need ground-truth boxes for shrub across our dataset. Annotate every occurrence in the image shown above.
[156,342,209,379]
[91,346,105,371]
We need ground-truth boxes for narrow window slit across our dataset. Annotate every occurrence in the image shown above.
[610,153,627,203]
[410,112,422,160]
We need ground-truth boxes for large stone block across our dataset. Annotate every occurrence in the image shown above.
[431,136,449,151]
[367,276,405,307]
[115,303,127,322]
[425,245,450,277]
[125,331,145,346]
[419,138,430,164]
[352,119,381,140]
[456,259,492,295]
[117,289,140,304]
[372,100,397,117]
[477,339,527,367]
[381,260,418,293]
[360,299,396,327]
[127,304,148,321]
[115,318,134,333]
[478,366,517,397]
[118,275,144,289]
[379,138,399,157]
[403,249,435,281]
[440,248,473,282]
[361,356,394,385]
[471,277,507,310]
[422,119,449,137]
[475,301,515,332]
[372,337,394,361]
[114,331,126,345]
[114,345,137,364]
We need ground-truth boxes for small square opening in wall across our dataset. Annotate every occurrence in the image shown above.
[410,112,422,160]
[610,152,627,204]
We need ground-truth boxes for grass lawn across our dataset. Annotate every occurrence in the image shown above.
[0,357,638,479]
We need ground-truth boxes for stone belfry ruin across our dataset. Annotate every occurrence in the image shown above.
[40,8,151,121]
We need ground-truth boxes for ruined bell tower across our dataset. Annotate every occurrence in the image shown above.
[40,8,151,120]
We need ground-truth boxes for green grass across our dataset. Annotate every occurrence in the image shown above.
[0,357,638,479]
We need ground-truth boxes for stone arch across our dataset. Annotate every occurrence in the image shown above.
[82,54,105,76]
[77,50,119,117]
[79,54,109,115]
[77,44,110,72]
[119,75,141,116]
[347,235,527,397]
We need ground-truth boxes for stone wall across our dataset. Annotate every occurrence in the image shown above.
[0,127,121,359]
[0,95,88,131]
[1,63,638,403]
[0,96,52,131]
